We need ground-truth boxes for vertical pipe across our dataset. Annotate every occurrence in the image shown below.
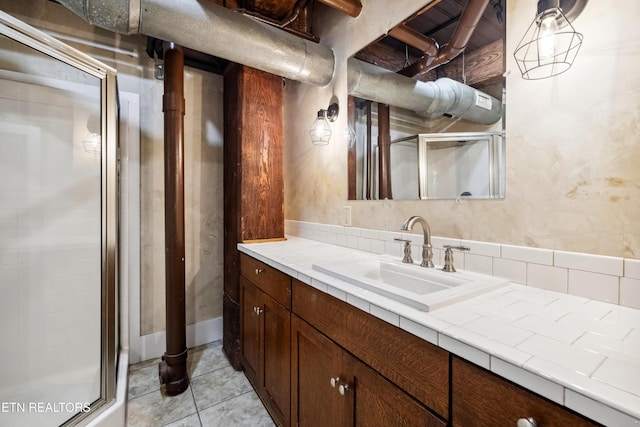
[158,42,189,396]
[347,96,356,200]
[377,103,392,200]
[365,101,372,200]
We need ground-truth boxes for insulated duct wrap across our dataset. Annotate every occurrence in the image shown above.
[347,58,502,125]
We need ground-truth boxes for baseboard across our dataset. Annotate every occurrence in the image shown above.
[135,316,223,363]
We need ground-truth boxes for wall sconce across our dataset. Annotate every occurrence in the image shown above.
[309,102,339,145]
[514,0,587,80]
[82,114,101,154]
[345,124,357,147]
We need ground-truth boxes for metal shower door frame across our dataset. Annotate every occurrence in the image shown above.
[0,10,119,426]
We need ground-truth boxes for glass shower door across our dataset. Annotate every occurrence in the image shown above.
[0,11,118,427]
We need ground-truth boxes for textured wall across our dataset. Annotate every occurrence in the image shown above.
[140,70,224,335]
[285,0,640,258]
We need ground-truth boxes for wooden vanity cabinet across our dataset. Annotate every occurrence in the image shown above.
[239,254,291,427]
[291,278,448,426]
[292,314,445,427]
[451,356,600,427]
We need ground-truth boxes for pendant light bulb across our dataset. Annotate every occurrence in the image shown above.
[538,12,559,60]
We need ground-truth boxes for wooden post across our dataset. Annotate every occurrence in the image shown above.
[378,103,392,199]
[223,63,285,369]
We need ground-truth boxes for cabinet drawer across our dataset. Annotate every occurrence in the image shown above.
[240,253,291,309]
[452,356,599,426]
[292,279,449,420]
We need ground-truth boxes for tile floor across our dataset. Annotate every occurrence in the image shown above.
[126,340,275,427]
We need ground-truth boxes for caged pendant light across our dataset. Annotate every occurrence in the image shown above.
[514,0,587,80]
[309,102,339,145]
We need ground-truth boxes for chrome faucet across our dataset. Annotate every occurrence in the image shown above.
[401,216,434,268]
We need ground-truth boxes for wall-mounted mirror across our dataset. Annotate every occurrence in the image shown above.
[346,0,506,200]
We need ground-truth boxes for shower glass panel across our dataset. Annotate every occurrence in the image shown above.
[0,12,117,427]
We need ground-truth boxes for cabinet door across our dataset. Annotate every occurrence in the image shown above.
[240,277,261,385]
[349,354,446,427]
[292,315,352,427]
[262,292,291,426]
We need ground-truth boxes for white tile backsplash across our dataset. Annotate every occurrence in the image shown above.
[555,250,624,276]
[463,253,493,275]
[461,239,501,257]
[284,220,639,307]
[620,277,640,309]
[502,244,554,265]
[493,258,527,284]
[526,263,568,293]
[625,259,640,280]
[568,270,620,304]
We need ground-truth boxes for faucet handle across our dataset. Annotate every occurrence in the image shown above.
[394,238,413,264]
[443,245,470,252]
[442,245,470,272]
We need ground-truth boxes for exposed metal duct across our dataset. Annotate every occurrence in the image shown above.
[347,58,502,125]
[56,0,501,123]
[58,0,335,86]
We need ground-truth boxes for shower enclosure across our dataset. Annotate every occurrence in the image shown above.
[0,11,119,426]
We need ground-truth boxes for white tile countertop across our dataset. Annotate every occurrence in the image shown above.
[238,236,640,426]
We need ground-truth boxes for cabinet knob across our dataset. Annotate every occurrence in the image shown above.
[255,268,264,275]
[516,418,538,427]
[330,377,340,388]
[338,384,350,395]
[253,306,263,315]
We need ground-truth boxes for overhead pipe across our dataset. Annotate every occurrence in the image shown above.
[396,0,490,78]
[157,42,189,396]
[347,58,501,125]
[315,0,362,18]
[57,0,335,86]
[57,0,500,119]
[388,25,439,58]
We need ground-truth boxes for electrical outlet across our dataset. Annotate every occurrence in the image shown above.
[343,206,352,227]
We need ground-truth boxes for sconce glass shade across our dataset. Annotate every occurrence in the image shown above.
[345,124,357,147]
[82,132,101,154]
[309,111,332,145]
[309,103,339,146]
[514,0,584,80]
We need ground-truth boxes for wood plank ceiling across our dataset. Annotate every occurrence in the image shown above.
[197,0,505,91]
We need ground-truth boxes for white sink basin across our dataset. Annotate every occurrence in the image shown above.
[312,256,509,312]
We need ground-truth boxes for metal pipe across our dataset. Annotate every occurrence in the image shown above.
[57,0,335,86]
[316,0,362,18]
[158,42,189,396]
[398,0,490,77]
[57,0,500,125]
[389,25,439,58]
[348,58,501,125]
